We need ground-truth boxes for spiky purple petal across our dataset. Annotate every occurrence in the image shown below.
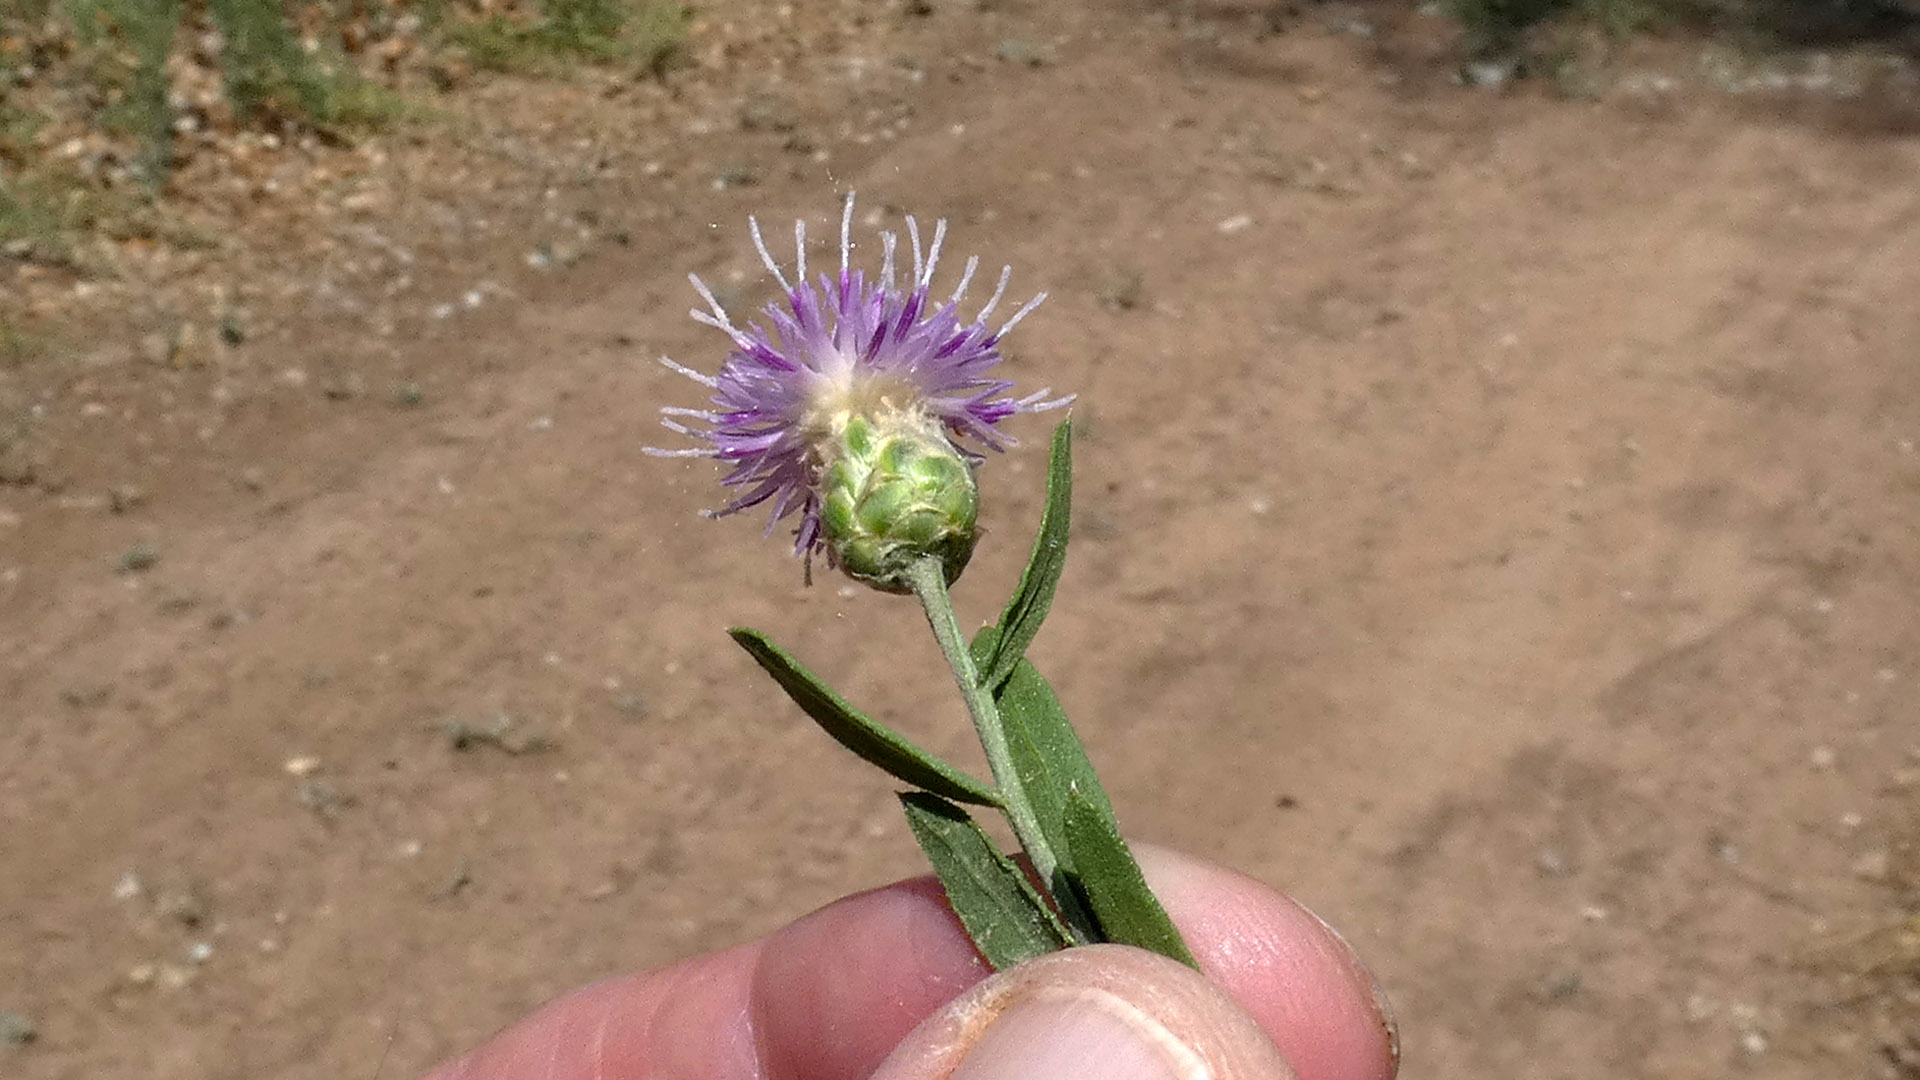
[647,196,1071,561]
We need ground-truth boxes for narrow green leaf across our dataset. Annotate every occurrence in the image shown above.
[994,655,1116,842]
[730,628,1000,807]
[899,792,1073,970]
[987,651,1108,943]
[1062,785,1198,968]
[974,627,1189,964]
[981,420,1073,690]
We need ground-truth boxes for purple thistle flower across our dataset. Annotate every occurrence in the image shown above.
[647,196,1071,565]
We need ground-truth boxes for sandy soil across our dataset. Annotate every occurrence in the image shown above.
[4,2,1918,1078]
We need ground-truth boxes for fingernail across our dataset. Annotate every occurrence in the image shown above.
[1295,901,1399,1074]
[950,988,1204,1080]
[1368,968,1400,1072]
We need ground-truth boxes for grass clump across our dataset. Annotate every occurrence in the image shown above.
[1446,0,1920,67]
[205,0,404,128]
[0,321,56,371]
[63,0,183,183]
[1448,0,1657,58]
[0,176,77,266]
[448,0,690,77]
[1,167,213,267]
[57,0,406,184]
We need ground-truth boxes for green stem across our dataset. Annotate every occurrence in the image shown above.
[905,557,1076,933]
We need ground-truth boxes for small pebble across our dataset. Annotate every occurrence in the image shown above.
[113,871,143,901]
[1537,971,1581,1001]
[115,544,160,574]
[155,880,207,929]
[297,777,352,816]
[1809,745,1836,769]
[1462,60,1515,88]
[1850,849,1891,882]
[1217,214,1253,235]
[994,38,1055,66]
[0,1011,34,1046]
[283,756,321,777]
[156,964,193,991]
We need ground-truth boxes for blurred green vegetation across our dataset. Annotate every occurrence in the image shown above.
[57,0,406,184]
[447,0,689,77]
[1449,0,1654,57]
[0,0,689,264]
[66,0,184,184]
[1447,0,1920,61]
[0,175,80,268]
[204,0,406,126]
[0,320,54,371]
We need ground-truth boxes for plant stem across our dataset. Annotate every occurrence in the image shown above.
[905,557,1068,914]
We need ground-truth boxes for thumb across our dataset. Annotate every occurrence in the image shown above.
[870,944,1295,1080]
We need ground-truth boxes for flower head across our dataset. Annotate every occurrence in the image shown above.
[648,196,1070,583]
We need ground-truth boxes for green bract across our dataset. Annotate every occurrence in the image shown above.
[819,411,980,594]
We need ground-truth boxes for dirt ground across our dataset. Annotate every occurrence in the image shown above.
[5,1,1920,1078]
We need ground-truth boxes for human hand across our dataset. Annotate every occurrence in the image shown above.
[421,845,1398,1080]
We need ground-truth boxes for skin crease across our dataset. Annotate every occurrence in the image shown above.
[422,844,1398,1080]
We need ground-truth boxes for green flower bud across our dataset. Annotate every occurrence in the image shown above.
[818,410,980,594]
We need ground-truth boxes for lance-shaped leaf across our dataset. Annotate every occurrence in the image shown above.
[979,420,1073,691]
[995,656,1114,851]
[899,792,1073,970]
[730,628,1000,807]
[981,644,1194,964]
[1062,785,1198,968]
[981,647,1103,944]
